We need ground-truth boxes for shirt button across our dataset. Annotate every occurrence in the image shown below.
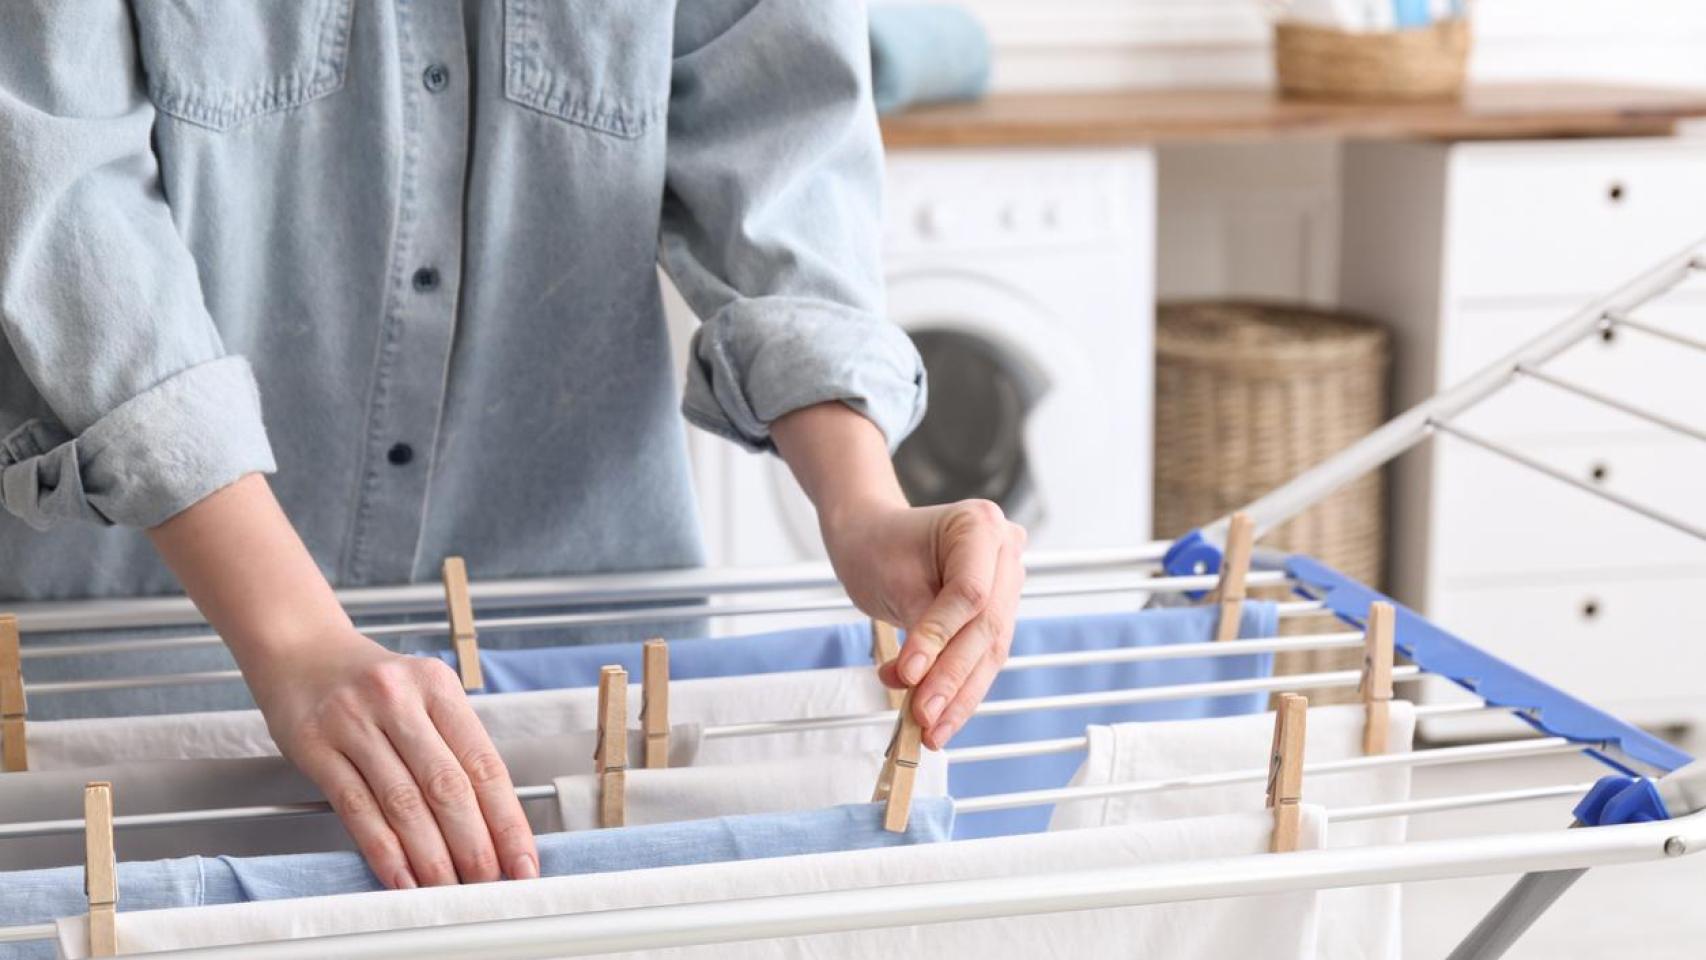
[412,267,440,293]
[423,63,450,93]
[387,443,415,466]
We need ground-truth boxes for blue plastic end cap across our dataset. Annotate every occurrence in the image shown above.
[1163,530,1222,579]
[1574,775,1669,826]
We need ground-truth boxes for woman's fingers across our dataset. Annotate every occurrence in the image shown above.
[334,717,461,887]
[380,697,505,883]
[297,748,416,890]
[897,500,1006,687]
[425,683,540,881]
[913,524,1024,746]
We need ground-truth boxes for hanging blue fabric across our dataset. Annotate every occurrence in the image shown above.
[0,800,953,960]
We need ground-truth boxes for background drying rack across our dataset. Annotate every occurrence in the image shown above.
[3,240,1706,958]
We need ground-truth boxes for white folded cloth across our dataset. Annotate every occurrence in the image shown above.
[1050,701,1416,960]
[553,750,948,831]
[58,807,1328,958]
[26,666,891,768]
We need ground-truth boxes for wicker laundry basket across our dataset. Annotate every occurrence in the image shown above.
[1154,301,1391,702]
[1274,17,1471,102]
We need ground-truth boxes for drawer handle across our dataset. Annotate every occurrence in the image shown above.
[1581,599,1602,621]
[1588,461,1611,485]
[1608,182,1627,204]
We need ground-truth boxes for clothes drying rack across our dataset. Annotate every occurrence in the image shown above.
[3,242,1706,957]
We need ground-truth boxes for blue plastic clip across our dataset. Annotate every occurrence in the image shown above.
[1162,530,1221,578]
[1574,775,1669,826]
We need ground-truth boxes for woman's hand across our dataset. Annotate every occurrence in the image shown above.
[248,634,540,889]
[147,474,537,888]
[822,498,1026,749]
[772,403,1027,750]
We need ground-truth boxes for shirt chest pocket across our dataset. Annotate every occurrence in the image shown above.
[132,0,355,132]
[503,0,674,139]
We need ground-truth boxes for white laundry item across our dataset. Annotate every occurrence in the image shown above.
[553,751,948,832]
[25,666,891,768]
[0,727,702,870]
[1049,701,1416,960]
[58,807,1328,959]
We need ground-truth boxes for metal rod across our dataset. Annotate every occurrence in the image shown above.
[5,547,1181,635]
[19,602,1335,696]
[702,665,1420,740]
[954,737,1592,813]
[1609,313,1706,355]
[15,570,1295,661]
[1515,365,1706,444]
[0,923,55,946]
[1330,783,1594,823]
[1204,240,1703,549]
[61,812,1706,960]
[941,700,1507,764]
[1430,419,1706,543]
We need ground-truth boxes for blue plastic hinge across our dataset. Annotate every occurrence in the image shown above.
[1574,775,1669,826]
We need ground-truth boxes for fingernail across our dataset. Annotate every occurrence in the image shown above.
[395,870,418,890]
[921,694,947,726]
[903,652,929,685]
[511,853,539,880]
[930,721,956,746]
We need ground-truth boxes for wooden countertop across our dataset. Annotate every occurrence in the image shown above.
[879,84,1706,148]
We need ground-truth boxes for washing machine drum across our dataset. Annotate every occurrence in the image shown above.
[894,328,1046,521]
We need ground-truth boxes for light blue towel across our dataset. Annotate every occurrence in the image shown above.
[433,621,872,693]
[433,605,1277,840]
[946,604,1276,838]
[0,799,953,960]
[868,4,991,115]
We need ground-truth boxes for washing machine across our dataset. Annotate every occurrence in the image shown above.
[668,148,1157,574]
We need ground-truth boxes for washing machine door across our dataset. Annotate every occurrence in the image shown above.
[765,270,1093,558]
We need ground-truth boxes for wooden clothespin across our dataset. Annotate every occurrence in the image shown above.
[871,690,924,833]
[1,614,26,772]
[1360,602,1397,756]
[440,556,483,692]
[1213,512,1256,642]
[641,640,669,769]
[869,619,906,710]
[84,781,118,957]
[595,666,627,828]
[1266,693,1308,854]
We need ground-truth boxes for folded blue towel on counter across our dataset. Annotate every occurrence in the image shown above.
[434,604,1277,841]
[868,4,991,115]
[0,800,953,960]
[432,621,872,693]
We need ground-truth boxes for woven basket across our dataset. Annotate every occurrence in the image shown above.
[1155,302,1390,702]
[1274,17,1470,102]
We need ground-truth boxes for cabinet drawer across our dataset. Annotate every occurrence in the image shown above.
[1446,140,1706,301]
[1442,299,1706,438]
[1432,433,1706,580]
[1425,575,1706,729]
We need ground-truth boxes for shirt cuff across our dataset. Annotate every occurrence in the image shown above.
[682,298,928,453]
[0,356,276,530]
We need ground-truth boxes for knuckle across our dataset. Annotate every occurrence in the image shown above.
[460,748,509,789]
[1008,521,1029,549]
[379,781,430,823]
[423,763,474,809]
[963,499,1005,525]
[935,655,975,688]
[950,575,991,610]
[492,820,535,855]
[357,664,413,710]
[333,785,377,819]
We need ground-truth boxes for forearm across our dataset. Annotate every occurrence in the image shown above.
[145,473,357,690]
[771,402,909,531]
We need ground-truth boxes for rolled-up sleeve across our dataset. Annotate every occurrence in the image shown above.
[660,0,926,452]
[0,1,274,531]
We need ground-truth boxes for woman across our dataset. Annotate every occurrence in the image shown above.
[0,1,1025,890]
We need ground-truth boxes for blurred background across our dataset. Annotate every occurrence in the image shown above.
[665,5,1706,952]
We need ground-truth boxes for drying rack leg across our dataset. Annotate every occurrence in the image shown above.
[1443,865,1587,960]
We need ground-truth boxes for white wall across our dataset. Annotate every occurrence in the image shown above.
[946,0,1706,303]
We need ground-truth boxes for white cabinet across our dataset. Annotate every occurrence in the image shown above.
[1341,138,1706,732]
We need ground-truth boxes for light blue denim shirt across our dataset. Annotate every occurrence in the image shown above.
[0,0,925,603]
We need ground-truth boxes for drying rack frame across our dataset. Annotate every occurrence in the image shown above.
[4,241,1706,957]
